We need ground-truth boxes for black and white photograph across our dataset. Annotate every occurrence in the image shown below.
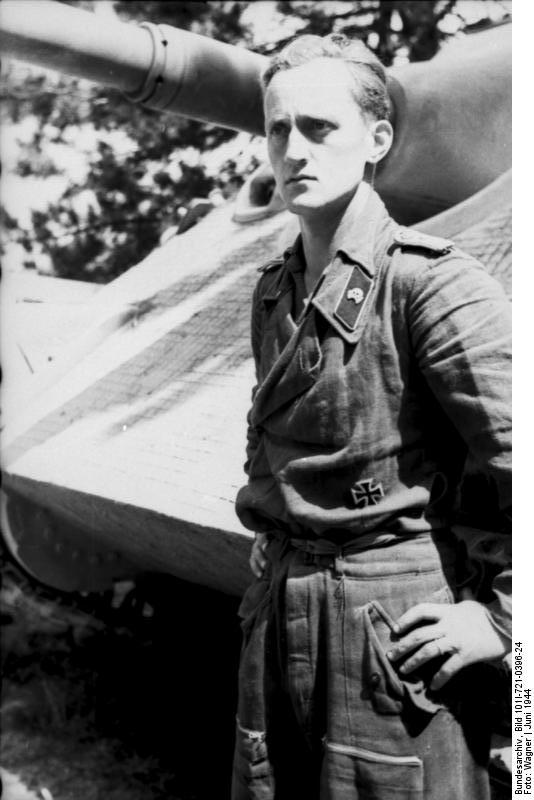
[0,2,514,798]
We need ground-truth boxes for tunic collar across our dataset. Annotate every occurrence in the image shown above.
[258,188,396,344]
[282,187,391,280]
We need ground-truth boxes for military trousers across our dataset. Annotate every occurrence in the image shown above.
[231,532,491,800]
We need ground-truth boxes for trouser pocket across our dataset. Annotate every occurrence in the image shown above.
[238,578,272,639]
[236,578,272,726]
[361,600,404,714]
[362,598,448,717]
[323,740,424,799]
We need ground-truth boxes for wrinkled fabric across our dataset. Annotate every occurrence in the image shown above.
[235,189,511,636]
[232,534,492,800]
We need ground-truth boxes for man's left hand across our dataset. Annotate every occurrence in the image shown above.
[387,600,508,690]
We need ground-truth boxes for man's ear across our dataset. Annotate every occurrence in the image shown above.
[367,119,394,164]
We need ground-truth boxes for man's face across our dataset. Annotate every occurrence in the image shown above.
[264,58,377,221]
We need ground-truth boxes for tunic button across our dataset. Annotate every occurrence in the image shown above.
[369,672,381,688]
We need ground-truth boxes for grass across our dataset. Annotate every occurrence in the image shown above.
[1,550,241,800]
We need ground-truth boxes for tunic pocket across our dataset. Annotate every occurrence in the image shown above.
[323,740,424,799]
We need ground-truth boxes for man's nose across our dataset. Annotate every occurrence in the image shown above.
[285,128,309,164]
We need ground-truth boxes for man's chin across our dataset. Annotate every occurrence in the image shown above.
[287,198,350,222]
[286,196,324,216]
[286,188,363,220]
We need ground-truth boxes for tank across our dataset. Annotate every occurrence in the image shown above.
[0,1,511,595]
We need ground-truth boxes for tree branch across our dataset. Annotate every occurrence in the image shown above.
[17,214,164,244]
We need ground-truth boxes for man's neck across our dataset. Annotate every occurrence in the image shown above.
[300,182,371,292]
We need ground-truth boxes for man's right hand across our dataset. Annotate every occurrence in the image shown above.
[249,532,269,578]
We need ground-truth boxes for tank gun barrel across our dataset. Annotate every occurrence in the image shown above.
[0,1,511,218]
[0,0,267,134]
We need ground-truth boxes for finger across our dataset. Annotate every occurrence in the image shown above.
[252,548,267,569]
[395,603,444,635]
[249,557,264,578]
[251,552,266,568]
[399,637,454,675]
[250,541,267,563]
[459,586,475,601]
[430,652,464,690]
[249,547,267,577]
[387,625,443,662]
[252,535,268,559]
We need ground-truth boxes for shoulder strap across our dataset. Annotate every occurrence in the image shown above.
[258,257,285,274]
[391,227,454,255]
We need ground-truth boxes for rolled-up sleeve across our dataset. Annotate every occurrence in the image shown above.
[408,253,512,640]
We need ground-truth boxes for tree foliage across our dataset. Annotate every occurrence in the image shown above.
[1,0,509,282]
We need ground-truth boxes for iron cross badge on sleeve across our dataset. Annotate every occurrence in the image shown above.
[351,478,384,509]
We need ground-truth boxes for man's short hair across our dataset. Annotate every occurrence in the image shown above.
[262,33,391,122]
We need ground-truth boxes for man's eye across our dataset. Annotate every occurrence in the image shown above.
[269,122,289,138]
[309,119,333,134]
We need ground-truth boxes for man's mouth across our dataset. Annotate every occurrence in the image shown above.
[286,175,316,184]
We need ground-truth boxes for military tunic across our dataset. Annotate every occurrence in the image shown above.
[232,188,511,799]
[236,188,511,635]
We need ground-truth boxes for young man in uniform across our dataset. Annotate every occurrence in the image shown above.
[232,33,511,800]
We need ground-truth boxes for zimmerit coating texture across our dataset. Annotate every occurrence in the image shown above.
[455,205,511,296]
[3,204,291,593]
